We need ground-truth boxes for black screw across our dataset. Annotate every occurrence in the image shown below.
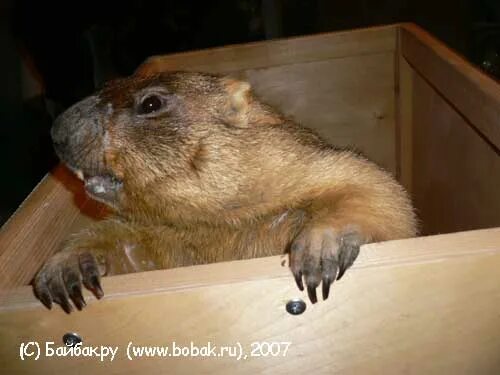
[63,332,82,347]
[286,299,306,315]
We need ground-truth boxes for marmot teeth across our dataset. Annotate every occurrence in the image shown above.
[75,169,84,181]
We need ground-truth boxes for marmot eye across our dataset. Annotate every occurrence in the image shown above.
[139,95,163,114]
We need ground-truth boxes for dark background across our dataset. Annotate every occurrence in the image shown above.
[1,0,499,225]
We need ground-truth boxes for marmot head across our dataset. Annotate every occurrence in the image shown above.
[51,71,281,222]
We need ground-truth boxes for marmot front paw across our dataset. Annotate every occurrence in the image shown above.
[290,226,362,303]
[33,251,104,313]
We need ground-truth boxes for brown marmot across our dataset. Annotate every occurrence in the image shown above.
[33,71,417,313]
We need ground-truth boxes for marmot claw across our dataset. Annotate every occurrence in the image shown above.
[33,251,103,313]
[290,227,362,303]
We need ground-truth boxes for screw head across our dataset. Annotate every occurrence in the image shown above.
[63,332,82,347]
[286,298,307,315]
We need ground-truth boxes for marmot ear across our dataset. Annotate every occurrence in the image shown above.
[134,57,165,76]
[221,78,251,127]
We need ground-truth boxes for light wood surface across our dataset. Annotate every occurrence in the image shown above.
[1,228,500,374]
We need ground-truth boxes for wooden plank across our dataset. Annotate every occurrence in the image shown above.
[241,52,396,173]
[395,28,415,193]
[2,227,500,310]
[401,23,500,150]
[412,73,500,235]
[0,165,105,291]
[1,228,500,374]
[136,25,397,75]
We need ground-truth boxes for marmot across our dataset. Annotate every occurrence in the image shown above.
[34,71,417,313]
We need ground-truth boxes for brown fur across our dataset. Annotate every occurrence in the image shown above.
[34,71,417,312]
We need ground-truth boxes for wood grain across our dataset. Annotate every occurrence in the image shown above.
[401,23,500,150]
[1,228,500,374]
[411,73,500,235]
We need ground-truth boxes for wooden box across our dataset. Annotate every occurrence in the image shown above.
[1,23,500,374]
